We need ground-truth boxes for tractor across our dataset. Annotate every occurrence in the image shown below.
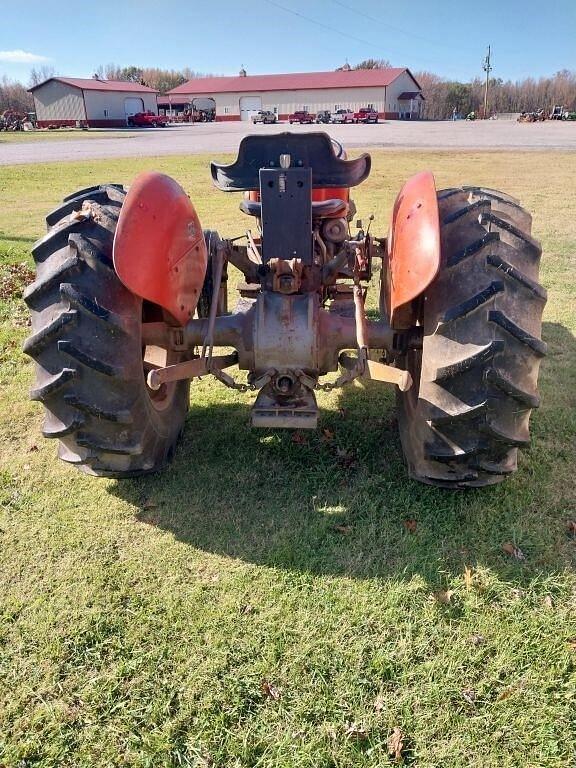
[24,133,546,488]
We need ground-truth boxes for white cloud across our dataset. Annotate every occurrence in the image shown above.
[0,49,51,63]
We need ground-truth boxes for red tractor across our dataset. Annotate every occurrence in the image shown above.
[24,133,546,487]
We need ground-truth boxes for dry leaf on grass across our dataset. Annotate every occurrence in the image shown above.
[543,595,554,609]
[566,520,576,537]
[464,566,473,591]
[502,542,525,560]
[387,726,405,763]
[291,431,308,445]
[567,638,576,652]
[374,693,386,712]
[322,428,335,441]
[461,688,477,704]
[142,498,158,510]
[470,633,485,646]
[240,603,255,615]
[28,444,38,453]
[261,680,281,700]
[333,524,353,534]
[403,518,417,534]
[345,721,368,740]
[496,687,514,701]
[434,589,454,605]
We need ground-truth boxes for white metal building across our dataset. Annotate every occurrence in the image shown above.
[29,77,159,128]
[161,68,424,121]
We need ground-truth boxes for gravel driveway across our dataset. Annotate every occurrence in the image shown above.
[1,120,575,165]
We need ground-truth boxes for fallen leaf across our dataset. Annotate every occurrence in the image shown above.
[322,428,335,441]
[345,721,367,740]
[403,518,417,534]
[496,687,514,701]
[142,498,158,510]
[566,520,576,537]
[240,603,255,615]
[333,524,353,534]
[338,408,347,418]
[261,680,281,700]
[464,566,473,591]
[374,693,386,713]
[502,542,525,560]
[567,638,576,652]
[28,444,38,453]
[543,595,554,609]
[387,726,405,763]
[470,633,485,646]
[461,688,477,704]
[434,589,454,605]
[291,432,308,445]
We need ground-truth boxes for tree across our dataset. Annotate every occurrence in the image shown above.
[353,58,393,69]
[29,66,56,87]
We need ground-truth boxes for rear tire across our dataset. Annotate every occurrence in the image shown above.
[24,185,189,477]
[397,186,547,488]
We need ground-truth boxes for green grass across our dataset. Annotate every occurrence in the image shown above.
[1,151,575,768]
[0,128,140,143]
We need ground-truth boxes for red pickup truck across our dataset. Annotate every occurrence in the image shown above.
[128,111,168,128]
[288,110,315,124]
[353,107,379,124]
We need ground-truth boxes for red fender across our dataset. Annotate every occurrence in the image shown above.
[386,171,440,328]
[113,171,207,326]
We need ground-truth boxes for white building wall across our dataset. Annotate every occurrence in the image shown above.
[385,71,422,114]
[83,90,158,121]
[32,80,86,123]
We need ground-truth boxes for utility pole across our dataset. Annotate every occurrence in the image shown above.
[483,45,492,119]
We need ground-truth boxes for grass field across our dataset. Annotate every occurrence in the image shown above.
[0,128,139,144]
[0,150,575,768]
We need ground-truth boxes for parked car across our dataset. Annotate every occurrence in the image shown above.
[288,110,315,124]
[331,108,354,124]
[316,110,331,124]
[128,111,168,128]
[353,107,379,124]
[251,110,277,124]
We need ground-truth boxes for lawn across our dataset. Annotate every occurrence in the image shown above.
[0,150,575,768]
[0,128,140,143]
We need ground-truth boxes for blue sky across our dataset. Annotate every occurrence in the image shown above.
[1,0,574,84]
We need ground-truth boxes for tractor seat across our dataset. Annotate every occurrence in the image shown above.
[240,197,349,219]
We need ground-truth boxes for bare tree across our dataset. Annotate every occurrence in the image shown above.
[29,66,56,87]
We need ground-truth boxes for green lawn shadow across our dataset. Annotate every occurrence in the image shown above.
[110,321,575,586]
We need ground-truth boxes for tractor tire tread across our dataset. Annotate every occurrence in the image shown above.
[25,186,189,477]
[397,190,546,488]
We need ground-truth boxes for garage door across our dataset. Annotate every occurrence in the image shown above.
[124,97,144,117]
[240,96,262,121]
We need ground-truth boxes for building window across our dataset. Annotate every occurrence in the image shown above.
[367,103,374,109]
[301,105,309,112]
[224,106,230,114]
[334,104,342,111]
[104,109,109,117]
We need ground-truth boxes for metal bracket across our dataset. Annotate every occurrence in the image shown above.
[147,352,238,390]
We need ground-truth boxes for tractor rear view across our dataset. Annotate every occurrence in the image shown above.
[24,133,546,487]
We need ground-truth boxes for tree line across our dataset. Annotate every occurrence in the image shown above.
[1,61,575,119]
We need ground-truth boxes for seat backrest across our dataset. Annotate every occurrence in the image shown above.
[211,132,371,192]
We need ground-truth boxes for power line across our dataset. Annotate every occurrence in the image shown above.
[329,0,469,53]
[262,0,446,69]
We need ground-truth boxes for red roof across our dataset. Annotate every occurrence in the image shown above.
[29,77,158,93]
[168,68,416,96]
